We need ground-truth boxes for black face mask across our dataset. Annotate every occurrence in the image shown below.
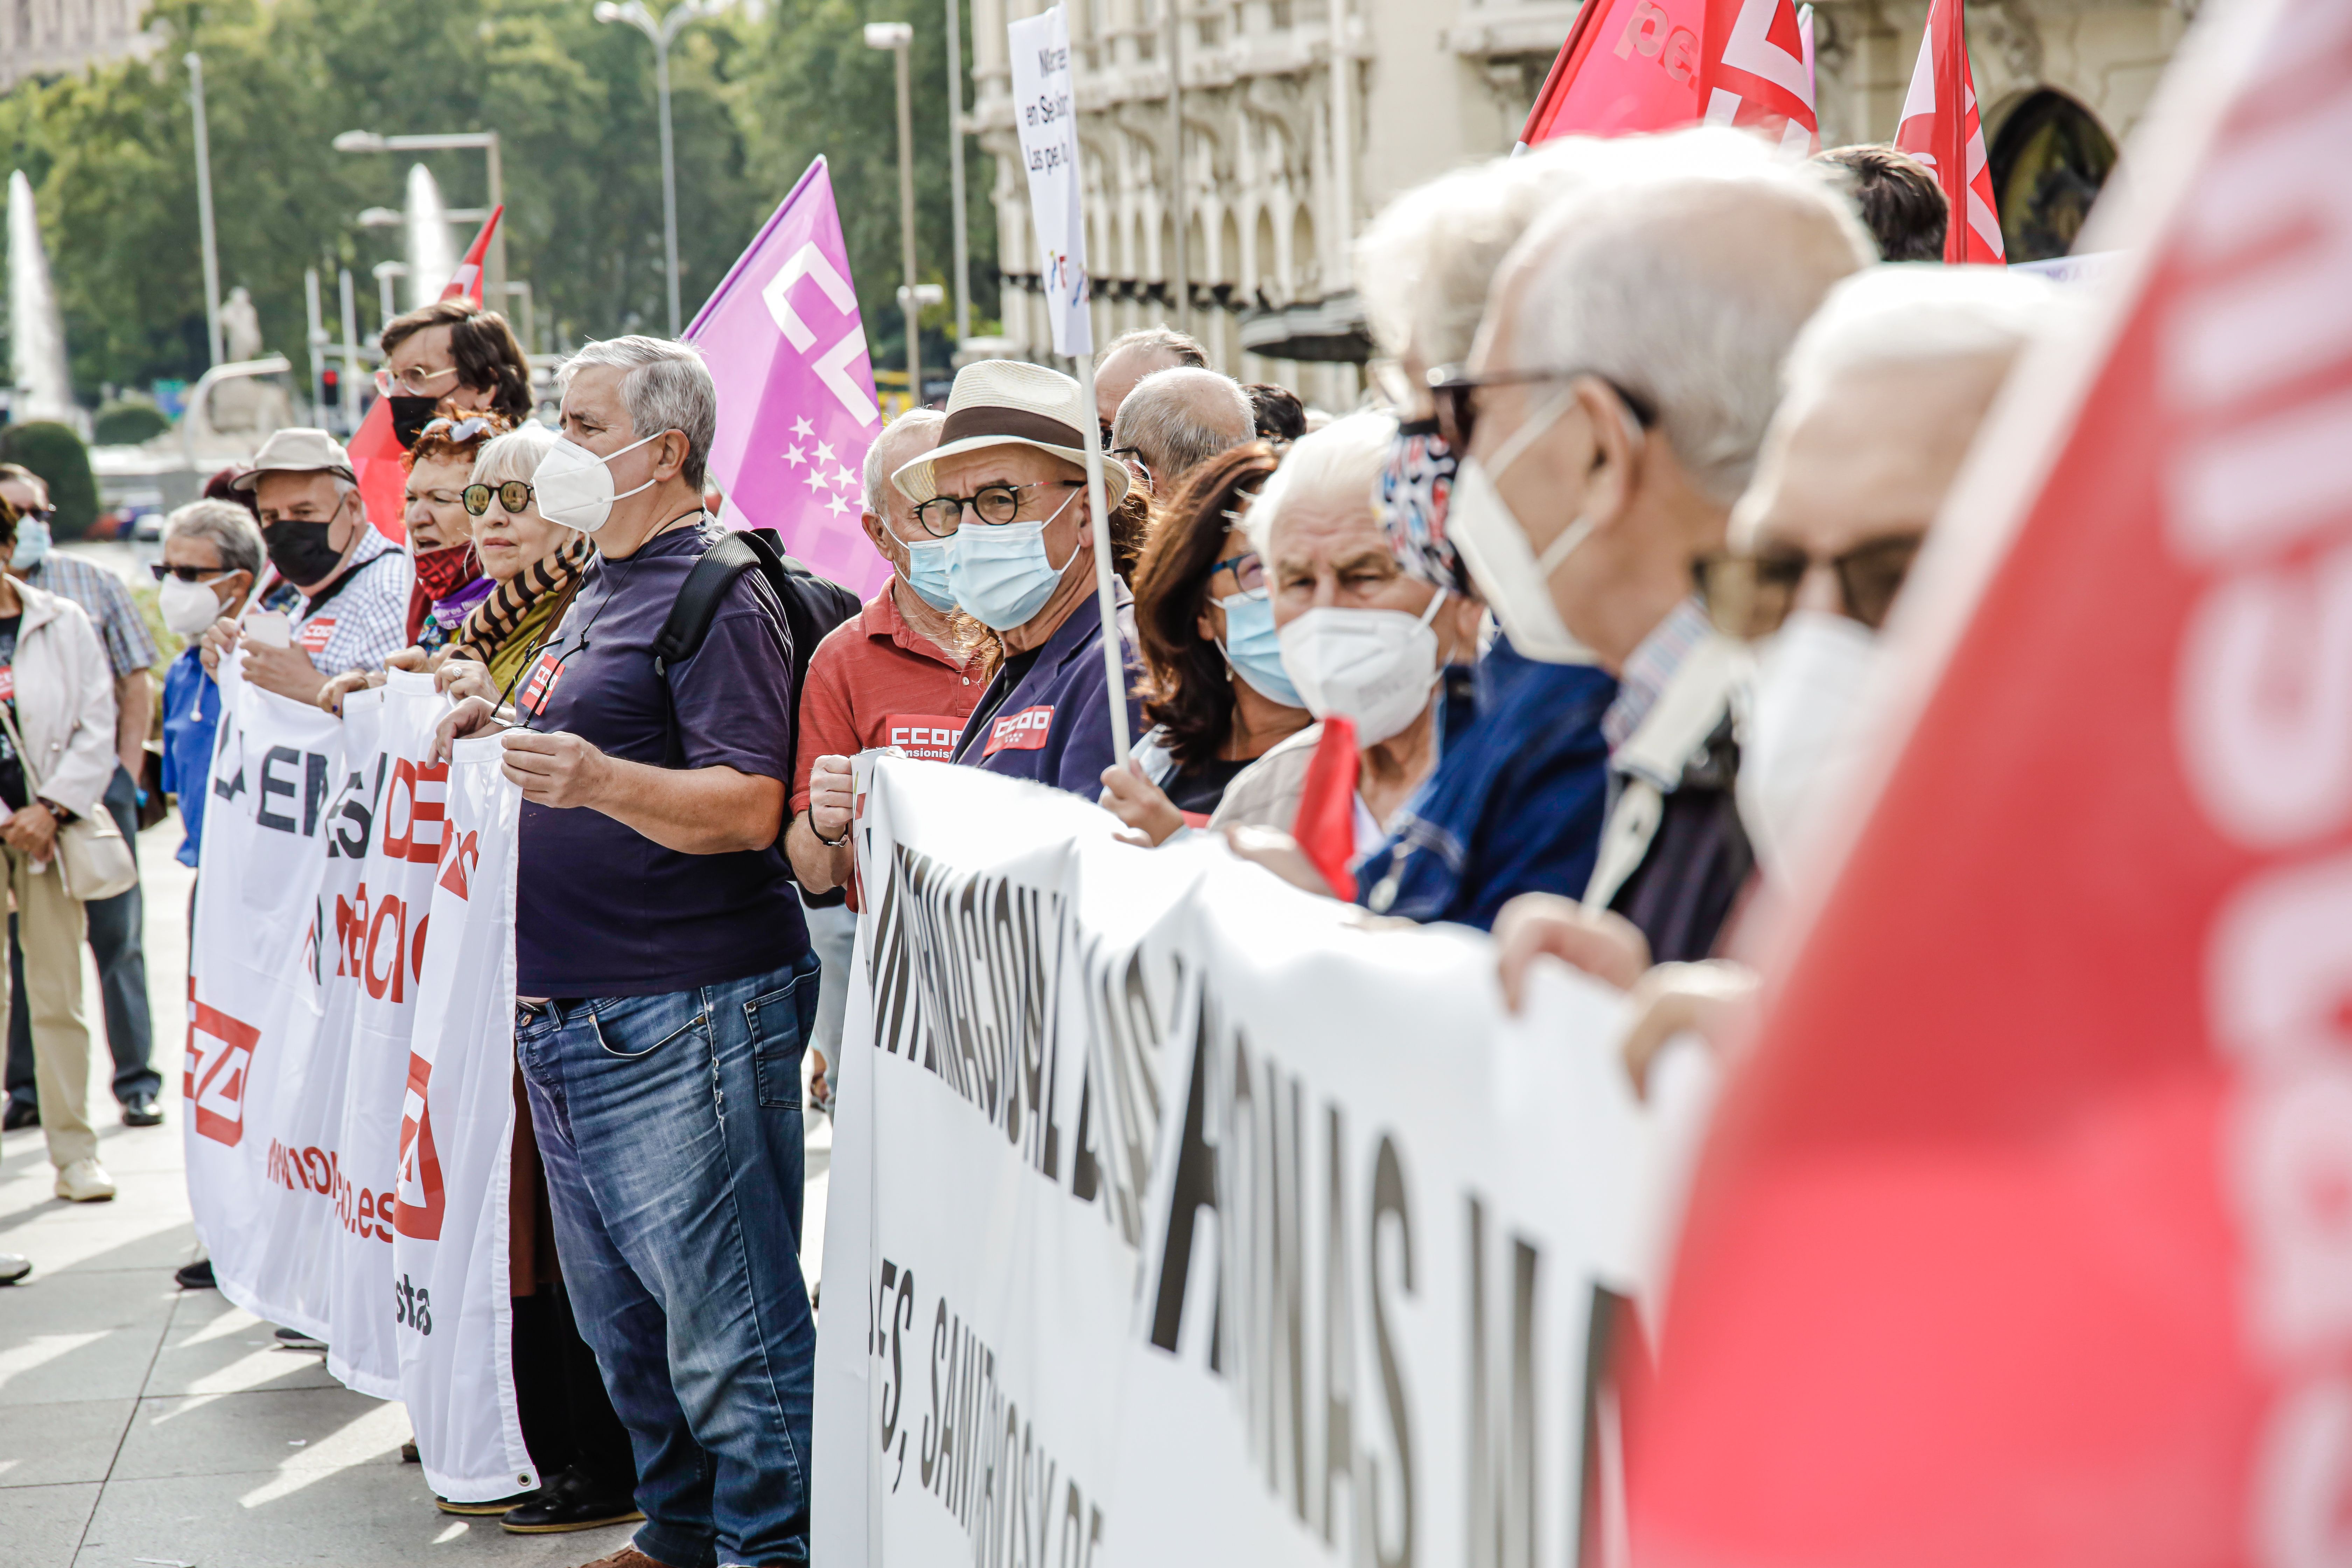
[390,396,441,450]
[263,518,348,589]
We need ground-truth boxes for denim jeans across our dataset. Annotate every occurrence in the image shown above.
[517,951,820,1568]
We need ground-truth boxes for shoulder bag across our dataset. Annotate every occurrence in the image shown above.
[0,700,139,903]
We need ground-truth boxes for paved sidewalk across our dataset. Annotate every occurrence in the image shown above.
[0,815,834,1566]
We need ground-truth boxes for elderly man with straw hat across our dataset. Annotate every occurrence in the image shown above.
[889,360,1144,797]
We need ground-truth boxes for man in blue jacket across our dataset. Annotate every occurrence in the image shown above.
[891,360,1143,794]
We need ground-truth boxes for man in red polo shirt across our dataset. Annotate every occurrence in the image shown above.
[789,408,989,901]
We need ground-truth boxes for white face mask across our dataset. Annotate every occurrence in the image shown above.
[159,574,232,637]
[533,429,666,533]
[1275,591,1446,748]
[1447,390,1603,665]
[1737,609,1881,881]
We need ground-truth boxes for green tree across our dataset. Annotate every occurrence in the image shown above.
[0,422,100,538]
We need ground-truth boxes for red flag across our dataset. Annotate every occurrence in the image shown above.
[1628,1,2352,1563]
[1290,716,1360,904]
[1518,0,1817,152]
[1893,0,2005,263]
[351,205,507,539]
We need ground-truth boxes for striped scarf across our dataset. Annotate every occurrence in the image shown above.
[444,533,596,669]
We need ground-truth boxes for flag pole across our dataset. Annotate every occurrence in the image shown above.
[1072,351,1131,768]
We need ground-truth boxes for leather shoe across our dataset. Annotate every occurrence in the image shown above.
[176,1258,216,1290]
[571,1545,678,1568]
[501,1468,644,1534]
[2,1097,36,1132]
[121,1092,163,1127]
[0,1253,29,1285]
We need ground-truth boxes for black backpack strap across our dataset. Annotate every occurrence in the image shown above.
[650,532,764,677]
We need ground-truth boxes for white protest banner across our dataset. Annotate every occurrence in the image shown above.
[187,658,345,1336]
[392,735,536,1503]
[814,758,1711,1565]
[1007,5,1090,357]
[327,669,452,1400]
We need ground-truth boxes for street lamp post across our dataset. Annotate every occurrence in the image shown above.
[866,22,919,403]
[331,129,506,306]
[596,0,731,338]
[185,53,224,367]
[944,0,971,350]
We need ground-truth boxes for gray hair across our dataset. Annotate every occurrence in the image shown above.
[862,409,946,513]
[1355,136,1624,371]
[1094,325,1206,370]
[1110,367,1254,484]
[472,422,560,489]
[1496,130,1876,504]
[557,336,718,490]
[163,499,264,578]
[1241,409,1399,559]
[1782,262,2068,410]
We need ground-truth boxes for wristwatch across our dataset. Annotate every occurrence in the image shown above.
[811,810,851,849]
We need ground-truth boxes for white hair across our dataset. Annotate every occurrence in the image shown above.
[1241,409,1399,558]
[473,422,560,488]
[863,409,946,512]
[557,335,718,490]
[1781,262,2068,411]
[1110,367,1255,483]
[1498,128,1876,504]
[1354,136,1625,371]
[163,499,264,578]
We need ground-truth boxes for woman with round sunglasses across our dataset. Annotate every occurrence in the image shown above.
[439,424,595,701]
[1097,443,1312,844]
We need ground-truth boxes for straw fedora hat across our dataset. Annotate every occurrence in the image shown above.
[889,359,1130,510]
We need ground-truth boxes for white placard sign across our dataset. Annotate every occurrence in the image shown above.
[1008,5,1091,357]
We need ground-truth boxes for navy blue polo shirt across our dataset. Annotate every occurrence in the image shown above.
[514,516,809,997]
[952,582,1145,797]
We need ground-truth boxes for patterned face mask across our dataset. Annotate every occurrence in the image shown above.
[1373,418,1472,599]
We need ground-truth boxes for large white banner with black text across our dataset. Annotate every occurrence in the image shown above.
[813,758,1713,1566]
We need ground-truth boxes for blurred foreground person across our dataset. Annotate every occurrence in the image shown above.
[1498,262,2066,1090]
[1448,133,1872,962]
[1109,366,1255,492]
[438,336,817,1568]
[1097,442,1311,840]
[895,361,1145,797]
[1814,144,1949,262]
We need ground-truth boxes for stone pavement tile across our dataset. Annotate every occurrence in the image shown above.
[112,1385,411,1482]
[74,1467,639,1568]
[6,1480,100,1568]
[143,1291,341,1398]
[0,1210,201,1277]
[0,1270,176,1406]
[0,1396,137,1487]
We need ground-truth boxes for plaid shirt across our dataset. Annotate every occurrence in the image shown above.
[29,551,158,679]
[259,528,414,677]
[1602,595,1713,759]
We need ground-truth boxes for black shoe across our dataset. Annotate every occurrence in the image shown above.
[2,1098,36,1132]
[0,1253,29,1285]
[175,1258,216,1290]
[273,1326,328,1352]
[500,1469,644,1534]
[438,1487,540,1517]
[121,1092,163,1128]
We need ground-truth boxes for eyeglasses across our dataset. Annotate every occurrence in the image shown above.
[1207,550,1267,600]
[1693,533,1924,638]
[1424,365,1657,454]
[373,364,462,397]
[150,563,235,583]
[462,480,536,517]
[911,480,1083,538]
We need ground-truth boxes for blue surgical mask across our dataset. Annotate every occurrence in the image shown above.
[946,491,1083,630]
[10,516,51,571]
[1216,591,1302,708]
[898,535,958,613]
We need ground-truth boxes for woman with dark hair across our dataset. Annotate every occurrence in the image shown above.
[377,299,535,441]
[1099,441,1311,840]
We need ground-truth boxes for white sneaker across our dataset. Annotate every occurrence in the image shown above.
[54,1158,117,1203]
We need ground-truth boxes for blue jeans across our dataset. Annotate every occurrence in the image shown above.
[517,952,820,1568]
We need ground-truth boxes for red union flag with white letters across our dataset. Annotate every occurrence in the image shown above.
[1518,0,1818,150]
[1626,1,2352,1563]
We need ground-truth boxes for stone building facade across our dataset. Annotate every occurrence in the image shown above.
[965,0,2191,402]
[0,0,156,93]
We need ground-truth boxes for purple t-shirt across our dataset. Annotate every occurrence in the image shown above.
[515,517,808,997]
[950,582,1144,797]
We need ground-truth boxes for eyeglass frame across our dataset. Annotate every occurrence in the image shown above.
[373,364,463,398]
[462,479,538,518]
[1424,364,1657,454]
[1206,549,1268,602]
[910,479,1084,539]
[150,562,241,583]
[1691,532,1926,638]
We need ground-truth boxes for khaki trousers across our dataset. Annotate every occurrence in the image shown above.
[4,845,96,1169]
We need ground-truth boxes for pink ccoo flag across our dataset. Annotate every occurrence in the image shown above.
[685,157,891,598]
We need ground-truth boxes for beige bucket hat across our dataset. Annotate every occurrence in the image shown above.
[230,427,356,492]
[889,359,1130,509]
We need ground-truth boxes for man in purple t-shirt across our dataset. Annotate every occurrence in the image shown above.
[440,337,815,1568]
